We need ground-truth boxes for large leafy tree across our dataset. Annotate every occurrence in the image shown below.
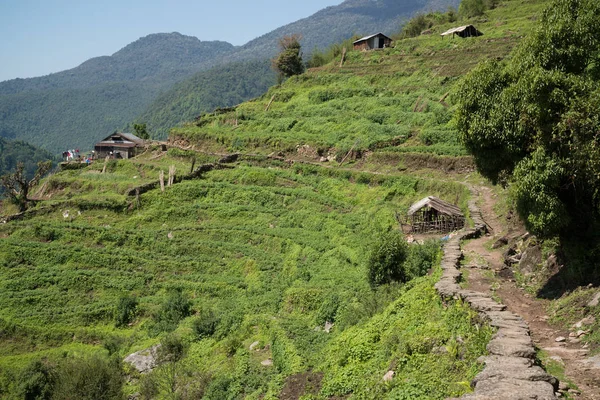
[272,34,304,82]
[455,0,600,236]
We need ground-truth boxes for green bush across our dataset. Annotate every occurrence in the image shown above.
[18,360,55,400]
[52,355,124,400]
[114,295,138,327]
[367,230,409,286]
[153,289,192,333]
[192,308,219,339]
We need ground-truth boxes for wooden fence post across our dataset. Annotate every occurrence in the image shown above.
[159,170,165,192]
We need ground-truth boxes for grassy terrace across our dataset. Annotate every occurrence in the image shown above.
[170,0,546,160]
[0,156,492,398]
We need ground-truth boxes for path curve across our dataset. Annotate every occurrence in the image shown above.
[437,185,559,400]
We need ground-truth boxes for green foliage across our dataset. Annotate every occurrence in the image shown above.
[192,308,219,339]
[114,295,138,327]
[459,0,487,18]
[399,10,457,38]
[18,359,55,400]
[51,355,124,400]
[367,230,410,286]
[153,290,192,333]
[455,0,600,236]
[133,123,150,140]
[0,138,55,186]
[273,35,305,81]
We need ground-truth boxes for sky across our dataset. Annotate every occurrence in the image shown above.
[0,0,343,82]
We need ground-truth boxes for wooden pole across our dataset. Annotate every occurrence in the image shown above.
[102,156,110,174]
[265,95,276,112]
[159,170,165,192]
[339,47,347,68]
[168,165,175,186]
[338,139,360,166]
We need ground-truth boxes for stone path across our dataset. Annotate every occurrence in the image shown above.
[437,188,559,400]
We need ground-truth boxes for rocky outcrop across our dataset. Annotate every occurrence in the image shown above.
[438,187,558,400]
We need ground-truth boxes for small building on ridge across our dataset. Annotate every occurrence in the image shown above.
[353,33,393,51]
[94,132,145,159]
[440,25,483,39]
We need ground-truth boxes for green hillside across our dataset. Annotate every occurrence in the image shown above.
[134,60,277,140]
[0,138,55,188]
[4,0,595,399]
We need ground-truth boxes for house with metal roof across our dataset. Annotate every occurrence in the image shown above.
[353,33,392,51]
[94,132,146,159]
[440,25,483,39]
[407,196,465,233]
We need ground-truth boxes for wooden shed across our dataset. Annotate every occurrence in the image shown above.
[407,196,465,234]
[440,25,483,39]
[353,33,392,51]
[94,132,145,159]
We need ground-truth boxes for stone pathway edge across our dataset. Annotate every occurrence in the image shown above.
[439,186,559,400]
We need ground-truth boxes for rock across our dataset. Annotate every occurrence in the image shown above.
[124,345,160,373]
[324,321,334,333]
[492,236,509,249]
[319,157,327,162]
[568,388,581,395]
[569,338,581,344]
[261,359,273,367]
[555,336,566,343]
[576,330,587,338]
[558,381,569,391]
[587,292,600,308]
[518,244,542,275]
[573,315,596,329]
[383,370,394,382]
[249,341,260,351]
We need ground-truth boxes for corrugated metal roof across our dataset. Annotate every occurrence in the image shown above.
[98,132,145,145]
[440,25,478,36]
[353,33,391,44]
[408,196,463,217]
[95,141,136,148]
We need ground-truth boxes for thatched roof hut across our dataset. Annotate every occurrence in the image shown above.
[407,196,465,233]
[440,25,483,39]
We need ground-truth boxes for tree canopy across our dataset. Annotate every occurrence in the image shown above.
[455,0,600,236]
[272,35,305,82]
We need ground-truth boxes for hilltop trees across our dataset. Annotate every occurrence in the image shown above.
[455,0,600,236]
[272,34,304,82]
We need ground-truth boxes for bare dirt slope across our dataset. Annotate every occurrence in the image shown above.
[462,185,600,399]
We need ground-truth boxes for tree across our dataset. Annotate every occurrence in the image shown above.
[455,0,600,236]
[133,123,150,140]
[367,230,409,286]
[272,34,304,82]
[458,0,486,18]
[1,160,52,212]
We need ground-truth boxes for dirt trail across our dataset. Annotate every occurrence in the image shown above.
[463,185,600,399]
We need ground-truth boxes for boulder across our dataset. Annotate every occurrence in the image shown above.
[492,236,509,249]
[518,244,542,275]
[124,345,160,373]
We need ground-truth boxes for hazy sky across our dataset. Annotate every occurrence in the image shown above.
[0,0,343,82]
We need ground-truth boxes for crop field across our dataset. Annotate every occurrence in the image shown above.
[0,157,493,398]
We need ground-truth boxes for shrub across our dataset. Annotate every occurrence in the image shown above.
[18,359,56,400]
[114,295,138,327]
[52,355,124,400]
[367,230,409,286]
[154,289,192,332]
[192,308,219,339]
[405,240,441,279]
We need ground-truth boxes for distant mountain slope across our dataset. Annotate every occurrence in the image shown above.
[0,33,235,95]
[0,33,236,153]
[135,59,276,139]
[0,0,460,153]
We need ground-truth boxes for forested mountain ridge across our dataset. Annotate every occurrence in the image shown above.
[134,59,277,139]
[0,33,236,95]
